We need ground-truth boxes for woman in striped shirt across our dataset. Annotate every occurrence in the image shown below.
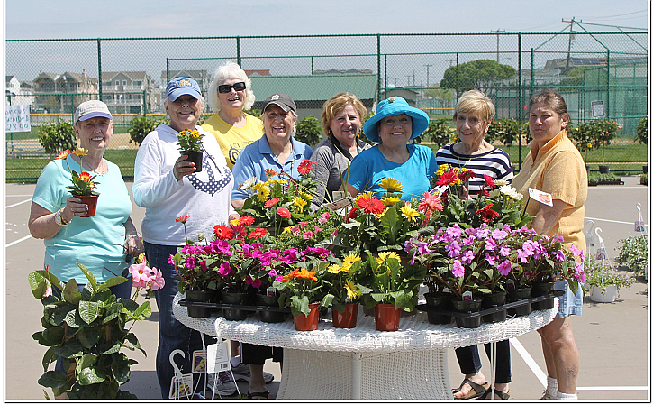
[438,90,513,400]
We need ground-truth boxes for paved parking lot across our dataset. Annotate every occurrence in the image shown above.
[4,177,649,400]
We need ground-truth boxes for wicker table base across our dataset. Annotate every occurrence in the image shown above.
[173,292,558,400]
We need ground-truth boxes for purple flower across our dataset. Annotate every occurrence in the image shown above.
[517,249,530,263]
[185,256,195,269]
[485,253,497,266]
[492,228,508,240]
[446,225,463,238]
[452,260,465,277]
[461,249,475,264]
[553,250,566,261]
[485,237,498,251]
[446,241,461,258]
[499,246,511,257]
[268,269,278,277]
[497,260,512,276]
[218,262,231,276]
[475,227,490,238]
[575,262,586,283]
[214,239,231,255]
[200,260,207,272]
[462,236,476,245]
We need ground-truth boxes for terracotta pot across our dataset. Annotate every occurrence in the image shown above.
[75,195,99,217]
[374,303,401,331]
[294,303,320,331]
[183,150,203,172]
[332,303,358,328]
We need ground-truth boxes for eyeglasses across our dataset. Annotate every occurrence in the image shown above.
[218,82,246,93]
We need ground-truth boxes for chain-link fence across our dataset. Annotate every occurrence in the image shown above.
[5,32,648,182]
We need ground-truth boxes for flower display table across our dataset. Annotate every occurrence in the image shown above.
[173,292,557,400]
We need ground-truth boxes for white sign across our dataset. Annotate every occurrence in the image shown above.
[528,188,553,207]
[591,100,604,118]
[206,341,231,374]
[5,105,32,133]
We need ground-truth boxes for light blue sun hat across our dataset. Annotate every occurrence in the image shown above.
[362,97,430,143]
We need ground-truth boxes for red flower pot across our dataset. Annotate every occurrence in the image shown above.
[374,303,401,331]
[76,195,99,217]
[294,303,320,331]
[332,303,358,328]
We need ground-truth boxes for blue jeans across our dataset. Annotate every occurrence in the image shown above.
[145,242,215,399]
[54,278,132,374]
[455,339,512,384]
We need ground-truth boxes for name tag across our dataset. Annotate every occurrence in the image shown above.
[529,188,553,207]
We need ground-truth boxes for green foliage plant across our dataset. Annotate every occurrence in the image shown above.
[29,263,151,400]
[486,118,524,146]
[294,115,322,147]
[38,121,77,157]
[420,118,453,146]
[128,115,168,146]
[615,235,649,276]
[640,174,648,185]
[584,258,634,294]
[635,116,648,144]
[569,119,620,163]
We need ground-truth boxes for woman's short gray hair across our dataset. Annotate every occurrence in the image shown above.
[207,61,255,112]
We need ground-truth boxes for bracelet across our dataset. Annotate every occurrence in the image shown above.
[54,209,70,226]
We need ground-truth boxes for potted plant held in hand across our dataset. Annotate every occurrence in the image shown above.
[55,148,100,217]
[177,129,204,172]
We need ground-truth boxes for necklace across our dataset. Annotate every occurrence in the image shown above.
[74,154,107,175]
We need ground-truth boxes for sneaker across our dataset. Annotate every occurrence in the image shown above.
[231,363,274,383]
[207,371,238,396]
[540,390,556,400]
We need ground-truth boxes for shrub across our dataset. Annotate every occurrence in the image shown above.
[419,118,453,146]
[640,174,648,185]
[294,115,323,147]
[584,259,634,294]
[128,115,168,146]
[635,116,648,144]
[37,121,77,156]
[615,235,648,276]
[486,118,525,146]
[569,119,620,163]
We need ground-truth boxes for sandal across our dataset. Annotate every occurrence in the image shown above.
[452,378,490,400]
[480,388,511,400]
[247,390,271,400]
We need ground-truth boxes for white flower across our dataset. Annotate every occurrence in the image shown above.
[495,179,508,186]
[239,176,257,190]
[489,189,501,199]
[500,185,523,200]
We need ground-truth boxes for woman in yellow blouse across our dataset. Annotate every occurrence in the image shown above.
[512,89,587,401]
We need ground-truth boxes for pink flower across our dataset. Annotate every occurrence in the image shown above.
[492,229,508,240]
[149,267,165,290]
[185,256,196,270]
[497,260,512,276]
[302,231,314,239]
[218,262,231,276]
[318,212,331,224]
[44,283,52,298]
[130,261,151,287]
[575,263,586,283]
[452,260,465,277]
[313,226,322,233]
[168,254,176,266]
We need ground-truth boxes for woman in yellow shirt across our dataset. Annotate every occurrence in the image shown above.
[512,89,587,401]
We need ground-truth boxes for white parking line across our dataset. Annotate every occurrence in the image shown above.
[5,234,32,247]
[585,216,649,227]
[576,386,649,391]
[5,194,35,198]
[6,198,32,208]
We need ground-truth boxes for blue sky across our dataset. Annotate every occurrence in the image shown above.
[5,0,649,39]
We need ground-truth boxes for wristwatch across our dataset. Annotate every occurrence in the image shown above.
[54,209,70,226]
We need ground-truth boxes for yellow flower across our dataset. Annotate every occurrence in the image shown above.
[293,197,307,213]
[299,191,313,201]
[230,218,240,226]
[356,191,374,202]
[73,147,87,156]
[345,280,361,300]
[282,226,291,235]
[256,185,270,202]
[376,252,401,265]
[439,164,450,172]
[400,204,419,222]
[587,142,593,148]
[328,264,342,273]
[382,197,401,207]
[343,253,361,265]
[379,178,404,193]
[375,207,389,219]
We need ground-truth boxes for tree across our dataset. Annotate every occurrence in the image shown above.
[294,115,323,147]
[128,115,169,146]
[37,121,77,157]
[439,60,515,91]
[423,87,455,102]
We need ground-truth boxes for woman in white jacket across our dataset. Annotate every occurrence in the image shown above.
[133,77,238,399]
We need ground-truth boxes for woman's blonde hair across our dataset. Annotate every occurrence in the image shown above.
[453,89,495,123]
[207,61,255,112]
[321,92,367,136]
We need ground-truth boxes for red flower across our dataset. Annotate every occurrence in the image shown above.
[483,174,495,188]
[419,191,443,213]
[249,228,268,239]
[476,203,500,223]
[265,169,277,178]
[176,215,189,224]
[239,216,255,226]
[265,198,280,208]
[481,188,490,197]
[345,207,359,223]
[79,171,92,182]
[357,197,385,214]
[459,170,476,182]
[297,159,317,175]
[436,171,457,186]
[55,150,70,160]
[213,225,233,240]
[277,207,291,218]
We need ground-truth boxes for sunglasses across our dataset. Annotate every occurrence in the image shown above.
[218,82,246,93]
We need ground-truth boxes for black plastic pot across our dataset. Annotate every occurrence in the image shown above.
[183,150,203,172]
[185,289,213,318]
[643,165,648,174]
[257,294,286,323]
[423,292,453,325]
[481,291,507,323]
[598,165,610,174]
[452,298,482,327]
[507,287,532,317]
[531,281,556,310]
[221,291,249,321]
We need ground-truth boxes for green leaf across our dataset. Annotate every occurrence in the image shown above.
[51,304,77,326]
[290,295,311,317]
[41,346,58,372]
[98,276,128,292]
[42,326,66,345]
[78,300,100,324]
[28,272,51,299]
[63,279,82,305]
[132,300,152,321]
[111,354,132,383]
[76,326,101,349]
[54,340,84,358]
[103,341,122,355]
[38,370,69,389]
[77,263,97,291]
[77,366,105,385]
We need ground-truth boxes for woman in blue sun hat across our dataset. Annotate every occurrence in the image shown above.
[345,96,438,201]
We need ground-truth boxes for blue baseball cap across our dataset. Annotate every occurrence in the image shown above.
[166,77,201,101]
[362,97,430,143]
